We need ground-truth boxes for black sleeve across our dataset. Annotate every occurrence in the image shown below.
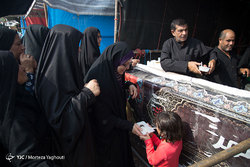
[200,46,217,64]
[62,87,95,132]
[110,115,134,131]
[238,47,250,68]
[124,80,137,90]
[209,49,217,62]
[160,40,188,74]
[94,100,134,132]
[49,87,95,151]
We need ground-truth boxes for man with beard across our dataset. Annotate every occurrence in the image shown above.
[209,29,242,88]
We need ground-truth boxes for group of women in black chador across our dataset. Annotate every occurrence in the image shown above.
[0,24,142,167]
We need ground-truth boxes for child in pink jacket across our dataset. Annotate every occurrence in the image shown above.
[140,111,183,167]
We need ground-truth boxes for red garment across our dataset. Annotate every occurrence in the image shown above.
[145,133,182,167]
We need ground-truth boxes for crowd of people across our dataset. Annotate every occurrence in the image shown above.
[0,17,249,167]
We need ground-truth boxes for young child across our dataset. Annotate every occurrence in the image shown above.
[140,111,183,167]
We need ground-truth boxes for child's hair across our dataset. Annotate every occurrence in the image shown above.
[155,111,183,143]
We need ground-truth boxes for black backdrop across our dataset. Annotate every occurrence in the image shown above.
[118,0,250,56]
[0,0,33,17]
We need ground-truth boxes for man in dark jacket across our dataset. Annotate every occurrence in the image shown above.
[160,18,217,77]
[209,29,243,88]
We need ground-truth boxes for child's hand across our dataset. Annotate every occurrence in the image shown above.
[139,133,151,141]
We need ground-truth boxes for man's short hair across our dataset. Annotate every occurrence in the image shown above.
[170,18,188,31]
[219,29,235,40]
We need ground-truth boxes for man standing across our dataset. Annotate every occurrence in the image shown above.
[210,29,240,88]
[160,18,216,77]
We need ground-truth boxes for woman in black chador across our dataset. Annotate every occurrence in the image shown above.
[79,27,101,77]
[35,24,100,167]
[0,51,53,167]
[22,24,50,63]
[85,42,142,167]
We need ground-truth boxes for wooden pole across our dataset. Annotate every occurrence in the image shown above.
[43,3,48,27]
[188,138,250,167]
[114,0,118,43]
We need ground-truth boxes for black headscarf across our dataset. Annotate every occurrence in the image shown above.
[238,46,250,69]
[84,42,135,167]
[79,27,101,77]
[0,51,53,166]
[0,26,17,50]
[35,24,96,167]
[22,24,50,63]
[0,51,18,146]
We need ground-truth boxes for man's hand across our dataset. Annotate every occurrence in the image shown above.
[20,53,37,73]
[85,79,100,96]
[240,68,250,77]
[208,59,216,74]
[188,61,202,75]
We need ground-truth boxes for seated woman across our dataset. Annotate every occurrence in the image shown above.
[84,41,143,167]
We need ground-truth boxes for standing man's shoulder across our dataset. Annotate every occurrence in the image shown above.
[162,37,175,46]
[188,37,204,45]
[213,46,220,53]
[162,38,176,52]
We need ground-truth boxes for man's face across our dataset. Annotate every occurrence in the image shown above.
[171,24,188,43]
[10,34,25,60]
[219,32,235,52]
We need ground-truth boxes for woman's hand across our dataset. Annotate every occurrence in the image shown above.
[132,59,140,67]
[132,123,143,137]
[18,65,28,84]
[85,79,100,96]
[20,54,37,73]
[129,84,137,99]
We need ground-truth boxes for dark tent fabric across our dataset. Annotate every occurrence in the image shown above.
[118,0,250,55]
[0,0,34,17]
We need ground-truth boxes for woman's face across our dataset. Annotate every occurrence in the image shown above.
[10,34,25,60]
[117,58,132,75]
[97,32,102,47]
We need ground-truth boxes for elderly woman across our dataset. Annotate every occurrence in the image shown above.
[85,42,142,167]
[0,26,37,94]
